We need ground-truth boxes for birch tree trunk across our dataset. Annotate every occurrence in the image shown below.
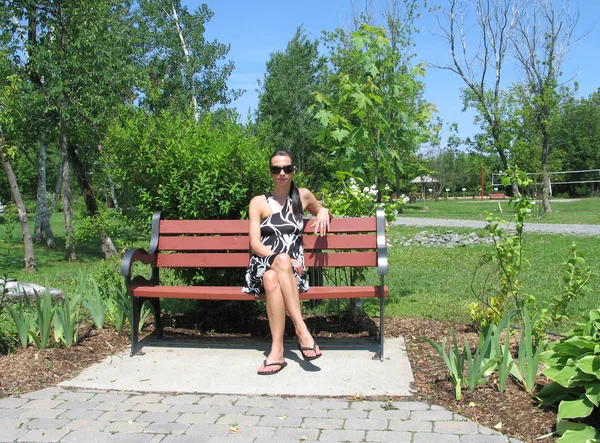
[59,113,76,261]
[34,138,56,248]
[0,131,37,271]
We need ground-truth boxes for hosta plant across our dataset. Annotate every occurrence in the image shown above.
[537,308,600,442]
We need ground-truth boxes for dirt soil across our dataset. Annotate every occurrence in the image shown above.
[0,315,589,443]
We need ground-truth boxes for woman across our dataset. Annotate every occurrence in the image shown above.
[243,149,332,375]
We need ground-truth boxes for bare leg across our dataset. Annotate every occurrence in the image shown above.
[269,254,321,359]
[258,269,287,374]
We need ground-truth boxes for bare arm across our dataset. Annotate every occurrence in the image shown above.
[248,196,274,257]
[300,188,332,237]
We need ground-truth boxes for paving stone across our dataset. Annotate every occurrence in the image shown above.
[413,433,460,443]
[106,433,157,443]
[125,394,166,403]
[318,429,365,441]
[64,419,107,431]
[137,411,180,423]
[16,428,69,442]
[55,391,97,402]
[20,399,65,409]
[206,405,248,415]
[365,429,413,442]
[393,401,430,411]
[326,408,368,419]
[310,398,351,410]
[459,435,512,443]
[185,422,233,436]
[176,412,221,424]
[104,420,149,433]
[0,397,28,408]
[96,401,136,411]
[0,408,25,419]
[257,414,302,427]
[143,421,190,434]
[19,407,65,420]
[227,424,276,438]
[349,400,384,410]
[368,409,410,420]
[435,420,480,434]
[203,436,254,443]
[24,418,69,430]
[161,435,209,443]
[168,403,210,414]
[245,406,326,418]
[232,396,277,408]
[0,417,27,429]
[215,414,261,426]
[91,393,132,402]
[197,395,240,406]
[272,426,320,441]
[301,417,344,430]
[344,417,389,430]
[57,400,102,410]
[389,419,433,432]
[97,411,142,422]
[161,394,204,405]
[0,428,27,442]
[131,402,172,412]
[20,387,63,400]
[59,408,103,420]
[61,430,111,443]
[411,409,454,421]
[271,397,313,409]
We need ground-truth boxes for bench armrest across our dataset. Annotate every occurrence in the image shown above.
[376,207,388,275]
[120,248,156,283]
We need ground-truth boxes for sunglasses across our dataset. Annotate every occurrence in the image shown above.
[269,164,294,174]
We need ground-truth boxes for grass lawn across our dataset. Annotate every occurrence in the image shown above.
[400,196,600,225]
[1,205,599,335]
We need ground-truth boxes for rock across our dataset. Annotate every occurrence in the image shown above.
[1,279,64,302]
[400,231,494,248]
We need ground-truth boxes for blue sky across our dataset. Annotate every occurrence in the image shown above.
[186,0,600,142]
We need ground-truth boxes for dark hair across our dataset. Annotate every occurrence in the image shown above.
[270,149,304,223]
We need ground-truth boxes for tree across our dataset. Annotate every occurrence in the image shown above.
[431,0,521,176]
[136,0,241,117]
[257,27,325,174]
[511,0,582,212]
[313,23,432,196]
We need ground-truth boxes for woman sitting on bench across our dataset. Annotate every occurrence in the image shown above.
[243,149,333,375]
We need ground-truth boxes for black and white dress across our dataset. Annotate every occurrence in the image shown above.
[242,193,309,297]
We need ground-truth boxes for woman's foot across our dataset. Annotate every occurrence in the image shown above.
[297,332,322,360]
[257,360,287,375]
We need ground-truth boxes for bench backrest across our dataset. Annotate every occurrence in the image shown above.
[147,210,387,273]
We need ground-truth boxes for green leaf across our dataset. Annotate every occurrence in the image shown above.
[557,397,594,421]
[576,355,600,376]
[314,110,334,126]
[585,381,600,407]
[331,128,350,142]
[556,421,600,443]
[552,365,586,387]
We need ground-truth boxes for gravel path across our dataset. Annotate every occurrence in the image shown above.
[391,216,600,236]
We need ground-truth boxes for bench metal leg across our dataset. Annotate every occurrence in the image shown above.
[130,297,142,357]
[379,277,385,362]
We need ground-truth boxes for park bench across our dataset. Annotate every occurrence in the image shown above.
[121,208,389,360]
[488,193,506,199]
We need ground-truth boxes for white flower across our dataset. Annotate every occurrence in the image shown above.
[363,187,370,194]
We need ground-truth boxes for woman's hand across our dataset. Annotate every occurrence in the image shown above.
[312,207,331,237]
[291,259,305,276]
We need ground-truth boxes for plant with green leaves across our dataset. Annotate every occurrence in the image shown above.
[537,308,600,442]
[6,295,35,349]
[31,290,54,350]
[534,243,597,337]
[420,330,466,400]
[54,292,82,347]
[105,279,130,333]
[469,166,535,329]
[511,306,547,393]
[80,272,105,330]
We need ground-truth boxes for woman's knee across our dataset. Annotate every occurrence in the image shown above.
[271,253,292,271]
[263,270,280,292]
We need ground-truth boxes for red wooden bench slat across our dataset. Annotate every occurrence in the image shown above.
[130,285,388,301]
[157,234,377,252]
[160,217,377,235]
[155,251,378,268]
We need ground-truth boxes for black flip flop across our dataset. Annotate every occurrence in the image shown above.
[257,360,287,375]
[298,342,322,361]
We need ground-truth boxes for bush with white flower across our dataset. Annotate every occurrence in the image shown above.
[322,176,406,222]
